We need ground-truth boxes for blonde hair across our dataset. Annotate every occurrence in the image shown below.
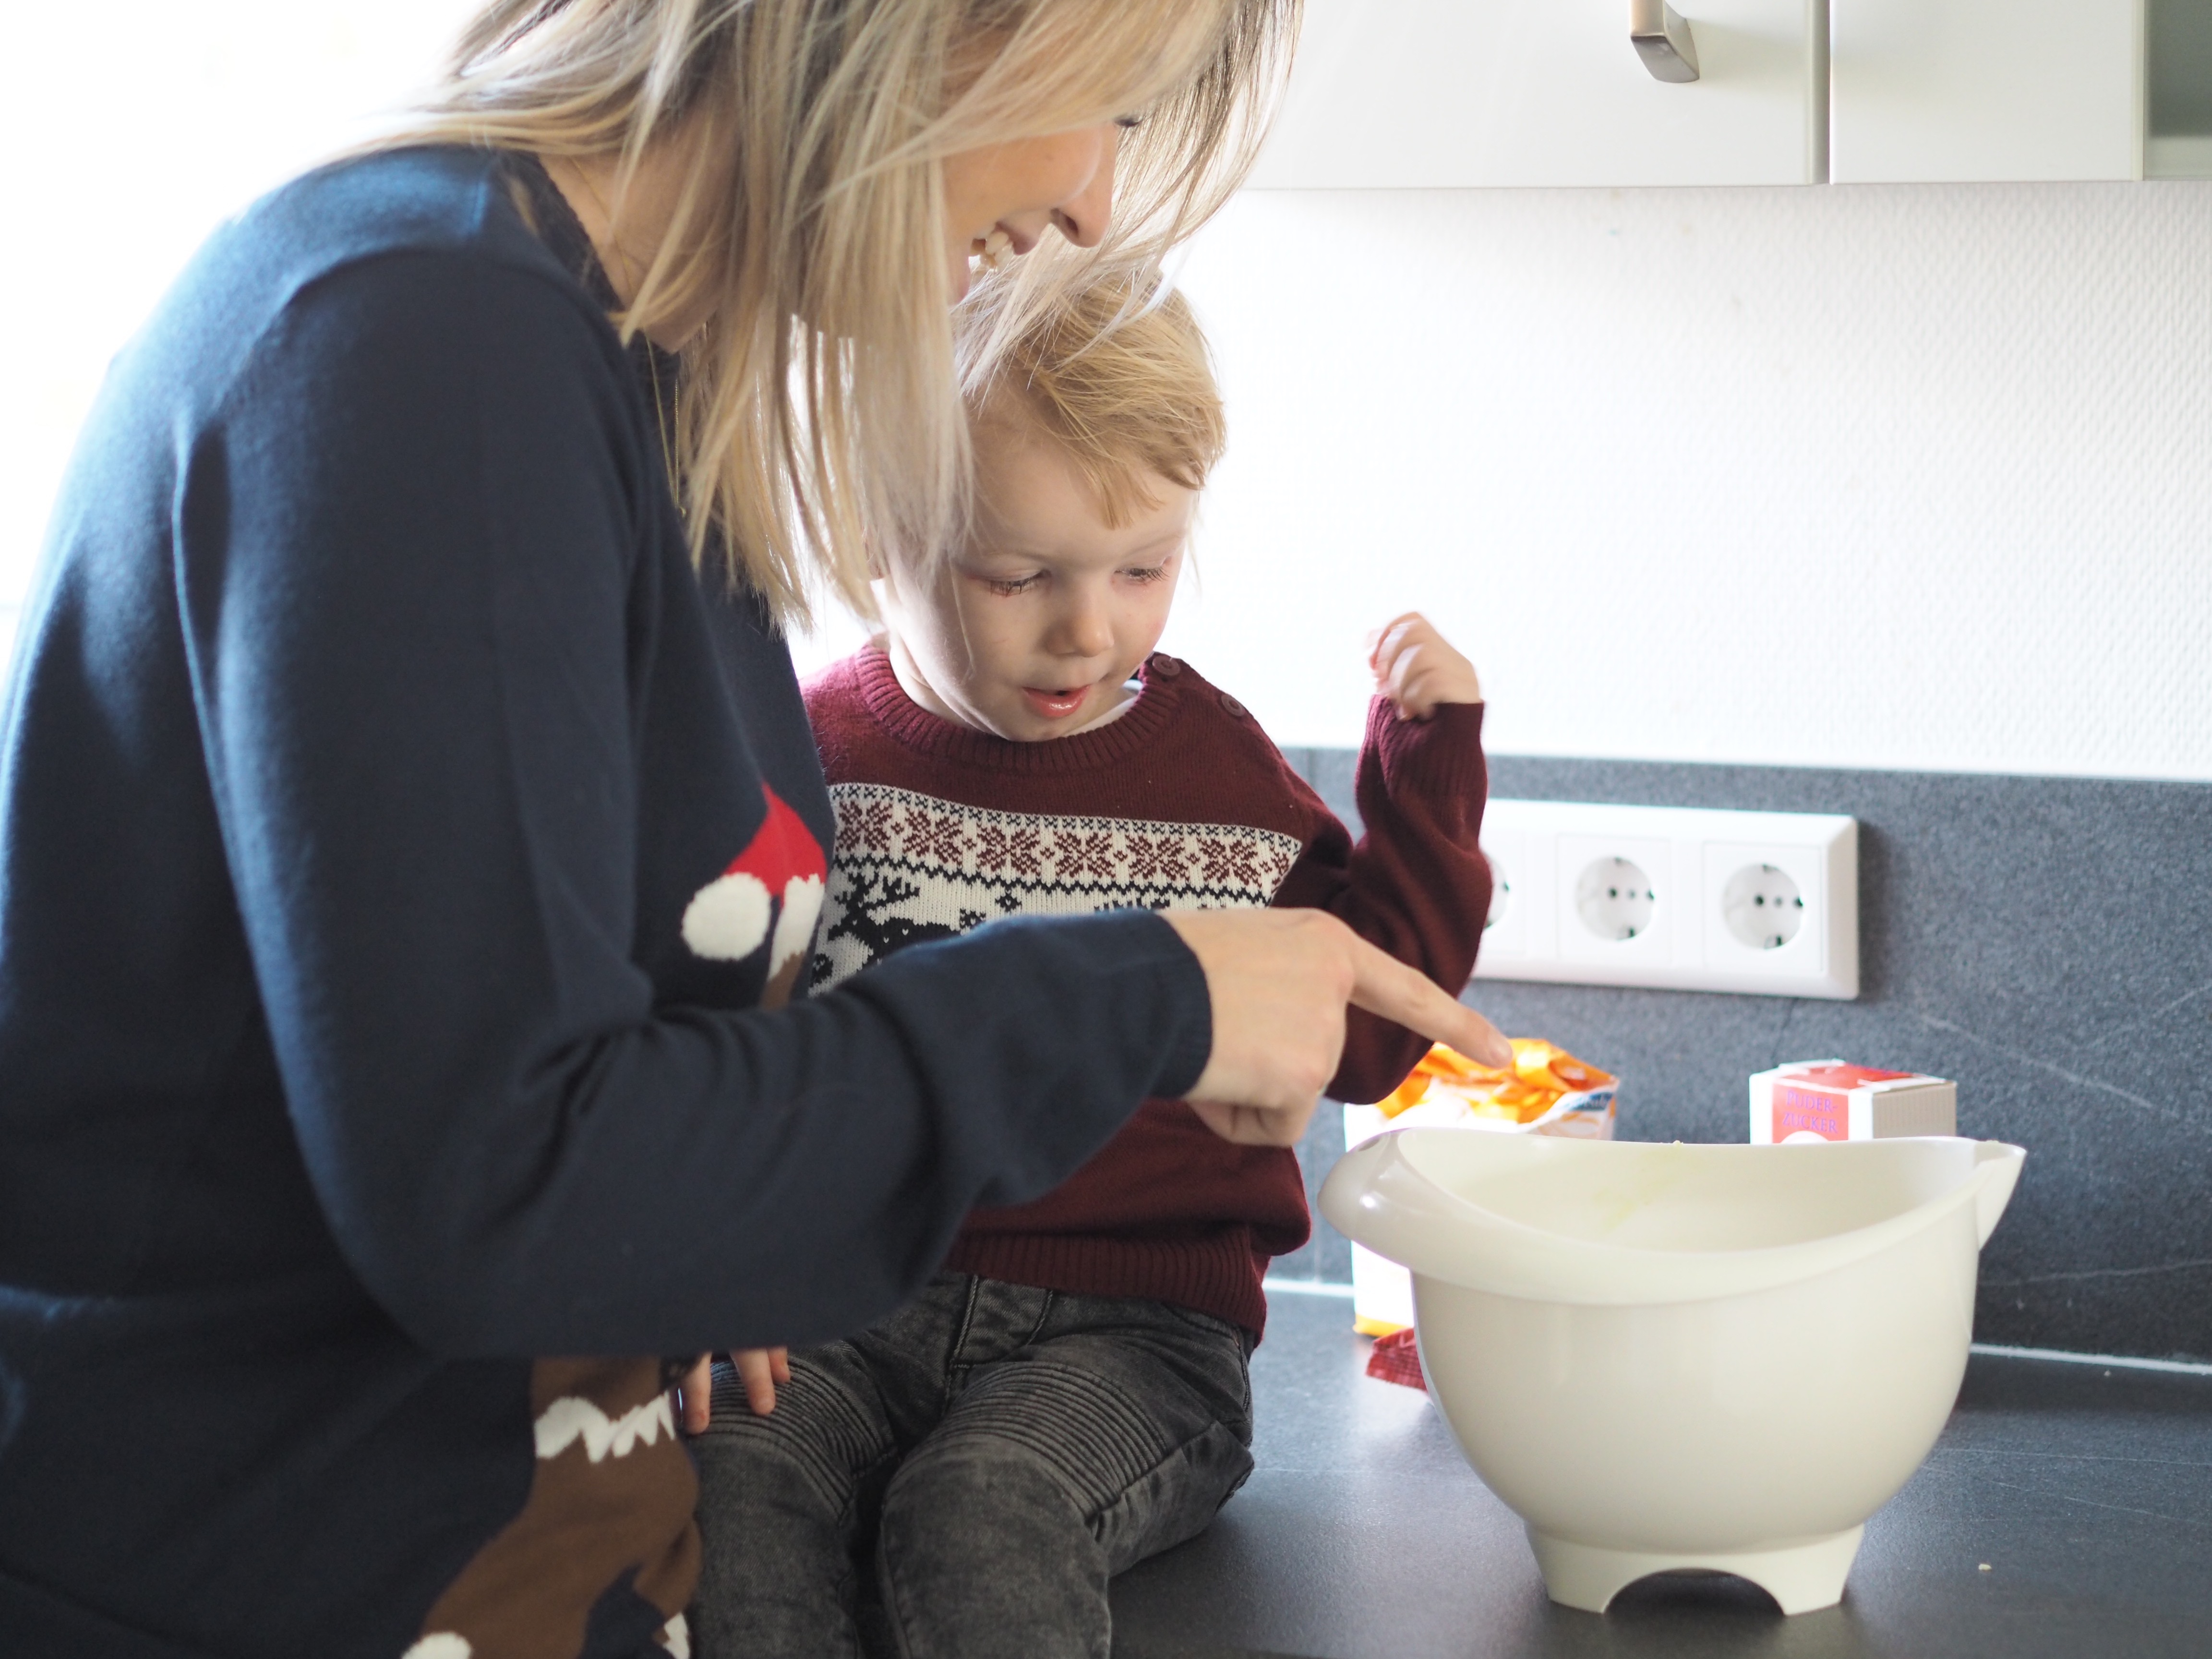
[384,0,1297,628]
[962,275,1225,529]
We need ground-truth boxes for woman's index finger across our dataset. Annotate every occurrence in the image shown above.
[1344,934,1512,1068]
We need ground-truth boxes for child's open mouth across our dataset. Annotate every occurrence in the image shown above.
[1021,685,1090,720]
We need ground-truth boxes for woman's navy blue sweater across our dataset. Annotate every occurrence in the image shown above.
[0,147,1209,1658]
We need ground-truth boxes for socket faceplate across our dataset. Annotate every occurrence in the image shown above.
[1473,800,1859,998]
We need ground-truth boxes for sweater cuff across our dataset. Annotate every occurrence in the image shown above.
[1367,697,1488,797]
[1140,911,1216,1099]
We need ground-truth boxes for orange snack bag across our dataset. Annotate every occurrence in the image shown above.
[1512,1038,1613,1097]
[1377,1039,1614,1125]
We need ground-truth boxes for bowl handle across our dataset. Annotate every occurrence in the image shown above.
[1317,1132,1416,1257]
[1318,1130,1530,1281]
[1969,1141,2027,1248]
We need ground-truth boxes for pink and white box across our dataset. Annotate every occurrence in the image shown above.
[1749,1060,1956,1143]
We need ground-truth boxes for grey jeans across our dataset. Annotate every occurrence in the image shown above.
[688,1272,1256,1659]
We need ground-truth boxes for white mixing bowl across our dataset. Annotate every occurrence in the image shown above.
[1319,1132,2025,1614]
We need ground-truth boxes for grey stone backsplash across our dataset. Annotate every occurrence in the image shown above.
[1269,751,2212,1366]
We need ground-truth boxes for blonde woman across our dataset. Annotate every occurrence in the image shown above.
[0,4,1504,1656]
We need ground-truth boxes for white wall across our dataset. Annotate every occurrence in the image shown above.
[1131,184,2212,781]
[13,11,2210,786]
[3,1,475,676]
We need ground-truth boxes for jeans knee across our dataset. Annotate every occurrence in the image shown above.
[875,1445,1108,1659]
[691,1417,826,1528]
[880,1435,1085,1558]
[693,1379,890,1529]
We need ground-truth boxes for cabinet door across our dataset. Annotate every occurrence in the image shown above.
[1246,0,1827,189]
[1831,0,2143,180]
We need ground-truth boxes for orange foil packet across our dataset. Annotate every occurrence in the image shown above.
[1379,1038,1616,1126]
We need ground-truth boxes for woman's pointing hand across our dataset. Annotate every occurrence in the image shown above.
[1164,909,1509,1147]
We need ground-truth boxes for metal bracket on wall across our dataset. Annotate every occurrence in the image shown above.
[1631,0,1701,82]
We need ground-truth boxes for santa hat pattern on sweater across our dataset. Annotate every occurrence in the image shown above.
[681,784,827,984]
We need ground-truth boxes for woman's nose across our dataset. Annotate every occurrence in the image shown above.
[1051,126,1118,251]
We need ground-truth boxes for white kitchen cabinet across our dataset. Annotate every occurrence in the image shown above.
[1246,0,1828,190]
[1250,0,2176,188]
[1830,0,2144,181]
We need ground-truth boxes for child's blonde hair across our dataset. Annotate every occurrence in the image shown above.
[958,273,1226,529]
[380,0,1296,628]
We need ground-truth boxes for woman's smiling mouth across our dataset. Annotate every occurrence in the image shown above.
[971,224,1037,266]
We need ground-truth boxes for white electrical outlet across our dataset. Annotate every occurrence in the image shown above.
[1473,800,1858,998]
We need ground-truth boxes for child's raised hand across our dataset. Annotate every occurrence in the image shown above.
[1367,613,1482,721]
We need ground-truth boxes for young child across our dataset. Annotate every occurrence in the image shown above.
[688,275,1493,1659]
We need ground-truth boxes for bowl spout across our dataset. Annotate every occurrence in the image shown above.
[1970,1138,2023,1245]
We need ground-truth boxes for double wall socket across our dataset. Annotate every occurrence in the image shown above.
[1475,800,1859,999]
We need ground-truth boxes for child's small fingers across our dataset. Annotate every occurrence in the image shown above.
[1386,642,1427,700]
[735,1348,781,1416]
[1368,615,1420,672]
[1382,612,1428,653]
[771,1347,793,1385]
[674,1355,714,1435]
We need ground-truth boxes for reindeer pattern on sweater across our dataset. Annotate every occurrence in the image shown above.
[813,784,1302,991]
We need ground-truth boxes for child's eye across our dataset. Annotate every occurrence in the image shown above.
[984,574,1043,596]
[1121,565,1169,585]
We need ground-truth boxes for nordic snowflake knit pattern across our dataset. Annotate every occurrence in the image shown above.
[814,786,1301,990]
[804,647,1495,1337]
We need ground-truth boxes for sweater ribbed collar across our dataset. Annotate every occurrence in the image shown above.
[852,646,1187,775]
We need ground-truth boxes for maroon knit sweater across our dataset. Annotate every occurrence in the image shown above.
[803,646,1492,1336]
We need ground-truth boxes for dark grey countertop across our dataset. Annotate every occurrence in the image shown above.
[1108,1287,2212,1659]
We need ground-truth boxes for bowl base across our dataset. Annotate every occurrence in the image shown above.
[1529,1524,1863,1615]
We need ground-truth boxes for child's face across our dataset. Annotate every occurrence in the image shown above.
[881,421,1190,742]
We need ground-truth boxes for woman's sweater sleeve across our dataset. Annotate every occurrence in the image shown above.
[1272,699,1492,1105]
[185,252,1208,1358]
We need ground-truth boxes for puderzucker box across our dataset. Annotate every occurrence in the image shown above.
[1749,1060,1956,1143]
